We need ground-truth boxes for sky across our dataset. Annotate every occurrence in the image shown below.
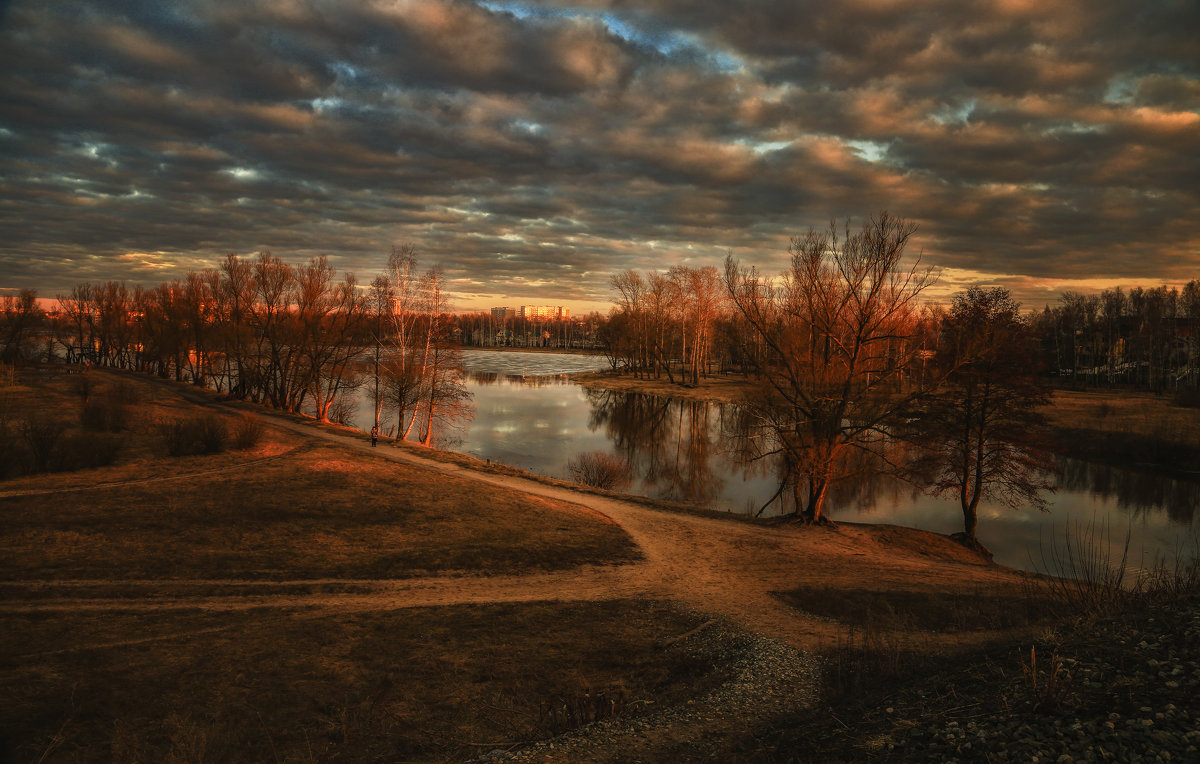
[1,0,1198,314]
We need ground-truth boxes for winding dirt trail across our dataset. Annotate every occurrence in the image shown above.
[2,390,1039,761]
[3,397,1026,652]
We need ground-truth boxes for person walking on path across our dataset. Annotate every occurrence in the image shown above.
[370,425,379,447]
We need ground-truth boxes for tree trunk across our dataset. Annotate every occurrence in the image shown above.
[961,499,979,541]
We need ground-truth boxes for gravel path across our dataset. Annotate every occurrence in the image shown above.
[476,616,823,763]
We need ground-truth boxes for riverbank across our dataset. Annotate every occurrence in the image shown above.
[571,369,756,404]
[463,345,606,356]
[572,369,1200,478]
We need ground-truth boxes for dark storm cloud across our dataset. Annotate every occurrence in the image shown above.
[1,0,1197,309]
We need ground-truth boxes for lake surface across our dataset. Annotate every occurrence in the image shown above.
[349,350,1200,574]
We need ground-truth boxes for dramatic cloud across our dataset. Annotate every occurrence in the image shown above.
[1,0,1197,311]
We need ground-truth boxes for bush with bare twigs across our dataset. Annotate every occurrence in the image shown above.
[1033,517,1200,617]
[567,451,633,490]
[160,416,228,456]
[21,414,67,473]
[55,431,124,470]
[232,415,264,450]
[81,389,130,432]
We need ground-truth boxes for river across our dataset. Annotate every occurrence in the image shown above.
[346,349,1200,573]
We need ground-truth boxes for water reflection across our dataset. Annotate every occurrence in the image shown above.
[459,349,609,376]
[1058,459,1200,524]
[343,351,1199,572]
[585,389,728,505]
[466,370,577,387]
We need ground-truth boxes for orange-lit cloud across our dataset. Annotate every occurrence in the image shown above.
[0,0,1196,314]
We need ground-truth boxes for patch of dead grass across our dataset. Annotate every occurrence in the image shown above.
[0,368,639,580]
[0,600,719,763]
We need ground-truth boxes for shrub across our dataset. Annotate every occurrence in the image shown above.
[71,372,92,401]
[195,417,227,454]
[81,394,128,432]
[21,414,67,473]
[53,431,124,471]
[567,451,633,490]
[232,414,264,450]
[1173,388,1200,409]
[160,416,228,456]
[111,381,140,404]
[328,395,356,426]
[0,422,29,478]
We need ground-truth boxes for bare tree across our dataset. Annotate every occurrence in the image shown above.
[385,245,428,439]
[56,283,94,365]
[910,287,1055,554]
[294,256,365,422]
[214,254,256,398]
[367,273,392,433]
[0,289,45,364]
[414,266,472,445]
[725,213,937,524]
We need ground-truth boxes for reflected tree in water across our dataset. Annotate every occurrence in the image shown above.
[585,389,726,505]
[1059,458,1200,525]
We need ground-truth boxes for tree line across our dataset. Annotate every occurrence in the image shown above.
[599,215,1200,550]
[1,247,471,445]
[1033,284,1200,393]
[4,217,1198,549]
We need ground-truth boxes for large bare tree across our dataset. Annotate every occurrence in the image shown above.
[911,286,1055,553]
[725,213,936,524]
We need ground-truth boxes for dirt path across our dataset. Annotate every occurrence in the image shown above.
[266,413,1024,645]
[4,399,1025,651]
[2,391,1035,761]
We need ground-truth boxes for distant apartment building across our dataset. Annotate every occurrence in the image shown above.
[490,305,570,321]
[517,305,570,321]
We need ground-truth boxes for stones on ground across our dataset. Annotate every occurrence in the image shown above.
[890,594,1200,763]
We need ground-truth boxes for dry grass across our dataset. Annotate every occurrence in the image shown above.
[1044,389,1200,444]
[1043,389,1200,474]
[0,366,639,580]
[0,367,713,761]
[777,586,1054,634]
[0,600,721,763]
[572,371,756,405]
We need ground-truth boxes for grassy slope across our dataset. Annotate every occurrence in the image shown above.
[0,367,639,579]
[1,601,718,763]
[0,368,720,762]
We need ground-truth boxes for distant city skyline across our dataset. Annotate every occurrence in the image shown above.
[2,1,1197,314]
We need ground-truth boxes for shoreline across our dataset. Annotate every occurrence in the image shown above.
[572,369,1200,480]
[461,345,606,356]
